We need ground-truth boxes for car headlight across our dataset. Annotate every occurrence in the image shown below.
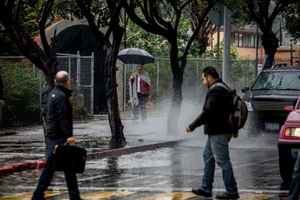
[284,128,300,137]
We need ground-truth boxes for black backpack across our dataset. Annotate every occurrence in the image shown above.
[215,83,248,136]
[229,90,248,134]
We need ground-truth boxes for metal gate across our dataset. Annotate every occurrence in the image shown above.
[39,52,95,114]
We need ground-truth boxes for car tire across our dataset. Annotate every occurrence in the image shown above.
[278,144,296,189]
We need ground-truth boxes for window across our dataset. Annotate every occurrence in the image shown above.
[252,71,300,90]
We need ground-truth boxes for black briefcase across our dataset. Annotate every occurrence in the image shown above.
[54,144,87,173]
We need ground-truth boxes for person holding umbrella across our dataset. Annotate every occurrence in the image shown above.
[129,64,152,120]
[117,48,155,120]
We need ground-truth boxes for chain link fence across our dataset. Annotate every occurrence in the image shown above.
[0,55,256,118]
[121,58,257,111]
[54,53,94,115]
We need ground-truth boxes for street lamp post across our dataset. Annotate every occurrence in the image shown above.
[222,6,231,85]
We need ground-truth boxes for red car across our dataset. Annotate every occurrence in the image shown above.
[279,97,300,147]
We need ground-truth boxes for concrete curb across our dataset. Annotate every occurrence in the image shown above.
[0,140,179,177]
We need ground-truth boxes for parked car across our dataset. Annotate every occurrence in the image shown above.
[279,98,300,147]
[242,66,300,130]
[278,97,300,189]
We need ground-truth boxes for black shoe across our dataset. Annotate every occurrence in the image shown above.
[31,195,45,200]
[216,192,239,199]
[192,188,212,199]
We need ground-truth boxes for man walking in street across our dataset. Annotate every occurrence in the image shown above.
[186,66,239,199]
[32,71,81,200]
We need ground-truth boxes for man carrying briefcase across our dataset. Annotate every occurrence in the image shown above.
[32,71,82,200]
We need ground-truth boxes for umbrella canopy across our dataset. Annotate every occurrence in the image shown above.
[117,48,154,64]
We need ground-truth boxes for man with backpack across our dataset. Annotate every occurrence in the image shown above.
[186,66,240,199]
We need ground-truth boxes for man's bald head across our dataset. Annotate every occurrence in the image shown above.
[55,71,69,86]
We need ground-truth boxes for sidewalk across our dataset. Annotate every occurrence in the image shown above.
[0,116,181,176]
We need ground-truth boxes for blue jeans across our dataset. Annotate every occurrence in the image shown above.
[32,137,80,200]
[200,134,238,194]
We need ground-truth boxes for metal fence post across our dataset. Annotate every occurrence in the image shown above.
[91,52,94,114]
[68,55,71,75]
[123,64,127,112]
[156,59,160,97]
[196,59,199,76]
[76,51,81,87]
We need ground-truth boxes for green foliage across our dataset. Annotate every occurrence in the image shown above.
[126,20,169,57]
[1,63,40,125]
[125,17,201,57]
[0,33,20,56]
[203,42,239,59]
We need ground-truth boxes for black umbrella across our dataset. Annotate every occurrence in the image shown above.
[117,48,155,64]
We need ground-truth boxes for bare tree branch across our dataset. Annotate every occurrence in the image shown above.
[181,1,214,59]
[75,0,107,44]
[179,0,192,11]
[0,0,50,77]
[7,0,17,13]
[268,2,286,25]
[39,0,54,58]
[150,1,173,31]
[124,0,169,37]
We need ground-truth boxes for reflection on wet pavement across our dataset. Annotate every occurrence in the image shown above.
[0,115,286,200]
[0,191,287,200]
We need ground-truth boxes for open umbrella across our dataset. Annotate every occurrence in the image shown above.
[117,48,154,64]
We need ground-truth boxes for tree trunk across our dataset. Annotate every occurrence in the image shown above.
[103,27,126,148]
[167,41,185,134]
[262,31,279,69]
[0,72,3,100]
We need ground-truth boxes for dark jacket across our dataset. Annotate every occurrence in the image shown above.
[45,86,73,139]
[41,86,53,117]
[189,79,234,135]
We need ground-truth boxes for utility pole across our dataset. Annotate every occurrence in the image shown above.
[255,23,259,76]
[291,39,294,66]
[222,6,231,85]
[122,10,128,112]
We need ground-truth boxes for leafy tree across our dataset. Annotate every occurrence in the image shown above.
[125,20,169,56]
[191,0,216,56]
[1,63,40,126]
[125,0,216,133]
[0,0,58,86]
[75,0,126,147]
[243,0,297,68]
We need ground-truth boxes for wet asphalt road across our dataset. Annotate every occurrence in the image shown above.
[0,117,285,200]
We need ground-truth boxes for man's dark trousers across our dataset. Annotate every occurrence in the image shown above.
[133,93,148,120]
[32,137,80,200]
